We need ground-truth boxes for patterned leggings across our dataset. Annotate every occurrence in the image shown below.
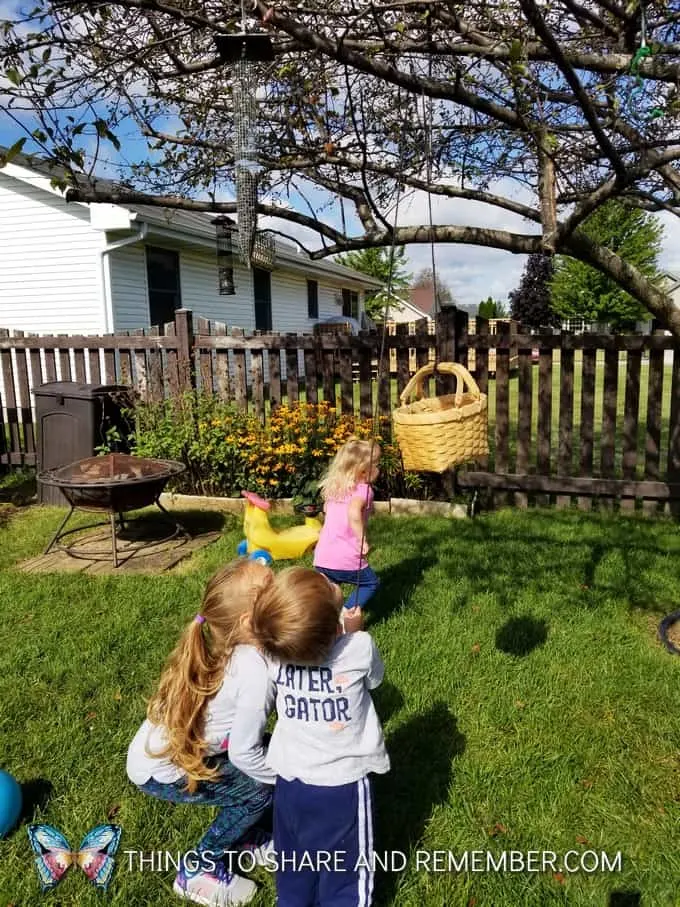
[139,754,273,861]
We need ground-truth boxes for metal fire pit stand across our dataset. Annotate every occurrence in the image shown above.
[43,497,190,569]
[39,455,190,569]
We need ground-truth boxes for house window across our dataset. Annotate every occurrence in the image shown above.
[253,267,273,332]
[342,288,359,319]
[307,280,319,319]
[146,246,181,327]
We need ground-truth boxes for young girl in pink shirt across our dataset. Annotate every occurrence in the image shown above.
[313,438,380,631]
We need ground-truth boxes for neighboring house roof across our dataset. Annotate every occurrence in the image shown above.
[391,294,431,320]
[410,286,436,316]
[0,149,382,290]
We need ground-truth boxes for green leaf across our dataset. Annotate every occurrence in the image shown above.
[105,129,121,151]
[0,137,26,166]
[5,68,21,86]
[509,39,523,63]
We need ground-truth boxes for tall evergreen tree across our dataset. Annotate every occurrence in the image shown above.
[509,254,559,328]
[478,297,509,319]
[335,247,411,320]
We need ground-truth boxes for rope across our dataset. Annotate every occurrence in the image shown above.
[351,108,409,614]
[628,3,664,120]
[424,87,441,367]
[344,55,443,617]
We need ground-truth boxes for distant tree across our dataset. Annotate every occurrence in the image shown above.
[508,254,559,328]
[412,268,456,309]
[336,247,411,320]
[478,297,509,319]
[551,202,665,331]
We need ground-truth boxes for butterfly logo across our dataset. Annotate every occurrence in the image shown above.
[27,823,122,892]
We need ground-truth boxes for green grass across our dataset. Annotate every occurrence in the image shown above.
[1,504,680,906]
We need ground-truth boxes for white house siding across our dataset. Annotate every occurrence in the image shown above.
[177,248,345,332]
[108,244,149,332]
[0,172,104,334]
[176,248,252,329]
[272,269,340,333]
[387,303,430,324]
[110,243,360,341]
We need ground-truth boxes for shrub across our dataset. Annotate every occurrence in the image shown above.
[129,393,435,500]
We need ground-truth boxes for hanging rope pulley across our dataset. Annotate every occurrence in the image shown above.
[215,34,275,64]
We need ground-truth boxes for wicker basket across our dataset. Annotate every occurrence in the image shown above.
[393,362,489,472]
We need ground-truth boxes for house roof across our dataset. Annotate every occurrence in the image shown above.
[409,286,436,316]
[392,294,431,320]
[0,148,382,289]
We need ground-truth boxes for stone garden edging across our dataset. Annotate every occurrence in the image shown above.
[159,493,467,519]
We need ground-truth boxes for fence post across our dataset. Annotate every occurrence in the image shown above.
[435,307,457,395]
[175,309,195,393]
[434,307,459,500]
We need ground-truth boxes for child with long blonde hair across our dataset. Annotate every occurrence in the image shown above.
[314,438,381,631]
[126,559,277,907]
[249,566,390,907]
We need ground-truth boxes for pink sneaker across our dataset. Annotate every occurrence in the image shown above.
[238,828,275,869]
[249,837,275,869]
[173,867,257,906]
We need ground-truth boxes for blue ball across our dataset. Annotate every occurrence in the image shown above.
[0,770,22,838]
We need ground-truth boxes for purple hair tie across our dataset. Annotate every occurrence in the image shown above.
[194,614,206,625]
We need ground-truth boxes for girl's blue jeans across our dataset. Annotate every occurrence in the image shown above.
[315,565,380,609]
[137,753,273,867]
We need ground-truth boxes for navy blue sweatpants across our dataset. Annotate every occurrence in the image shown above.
[274,776,375,907]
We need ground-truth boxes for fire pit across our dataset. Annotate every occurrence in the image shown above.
[38,454,188,567]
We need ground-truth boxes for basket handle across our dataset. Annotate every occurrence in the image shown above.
[399,362,482,406]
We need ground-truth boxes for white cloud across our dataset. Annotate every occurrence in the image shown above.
[658,211,680,277]
[397,183,538,307]
[257,178,680,304]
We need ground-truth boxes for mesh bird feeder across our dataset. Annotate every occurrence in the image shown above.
[213,215,236,295]
[215,32,276,270]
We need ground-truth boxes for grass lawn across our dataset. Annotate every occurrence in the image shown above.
[1,502,680,906]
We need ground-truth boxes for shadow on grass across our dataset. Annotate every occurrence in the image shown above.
[495,616,548,656]
[156,508,228,535]
[0,503,14,529]
[372,680,405,725]
[608,892,642,907]
[434,508,680,615]
[369,553,438,625]
[374,702,465,906]
[8,778,54,836]
[0,469,36,506]
[115,508,229,542]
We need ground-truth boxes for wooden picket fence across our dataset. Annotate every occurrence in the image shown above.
[1,307,680,510]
